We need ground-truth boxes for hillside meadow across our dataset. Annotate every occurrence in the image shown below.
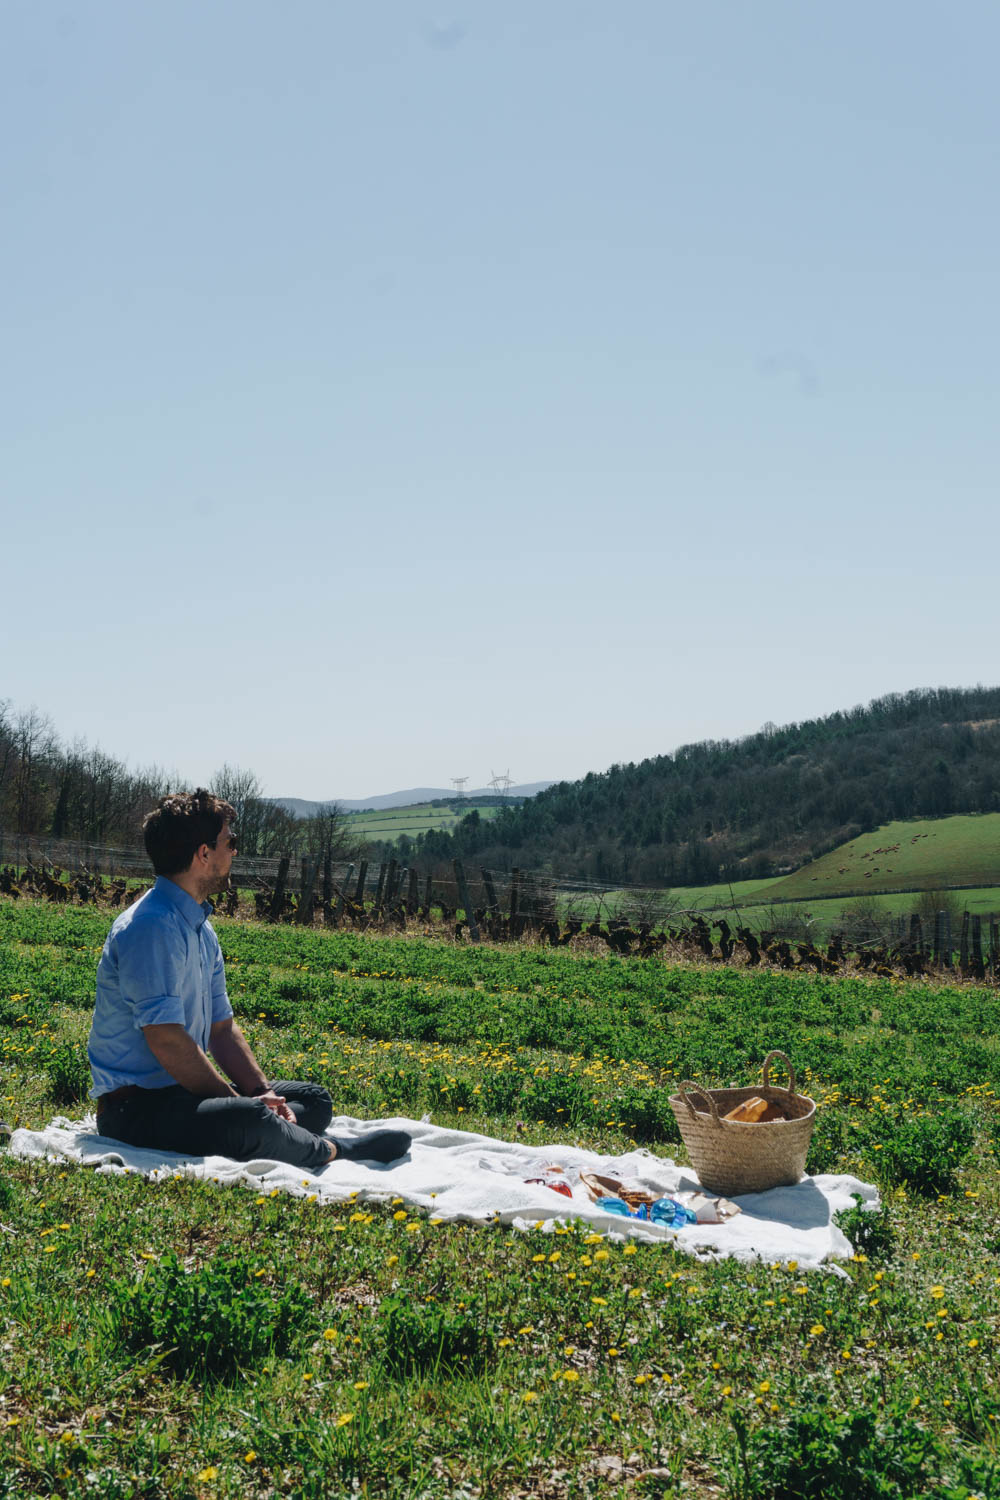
[2,897,1000,1497]
[579,815,1000,941]
[344,800,501,842]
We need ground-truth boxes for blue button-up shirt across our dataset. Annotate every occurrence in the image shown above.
[88,876,234,1097]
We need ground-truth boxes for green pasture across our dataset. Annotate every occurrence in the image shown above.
[3,897,1000,1497]
[566,815,1000,941]
[345,799,501,842]
[753,814,1000,903]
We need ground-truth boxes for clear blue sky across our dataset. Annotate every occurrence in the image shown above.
[4,3,998,799]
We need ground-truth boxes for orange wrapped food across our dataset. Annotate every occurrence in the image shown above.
[722,1096,789,1123]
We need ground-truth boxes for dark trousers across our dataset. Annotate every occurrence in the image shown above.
[96,1080,334,1172]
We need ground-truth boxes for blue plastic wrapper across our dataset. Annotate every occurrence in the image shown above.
[596,1195,697,1227]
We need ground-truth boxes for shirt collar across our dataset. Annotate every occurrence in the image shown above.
[153,875,214,932]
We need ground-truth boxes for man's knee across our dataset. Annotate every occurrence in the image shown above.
[274,1080,333,1128]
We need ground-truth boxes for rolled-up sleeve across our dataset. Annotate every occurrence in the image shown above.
[115,920,187,1030]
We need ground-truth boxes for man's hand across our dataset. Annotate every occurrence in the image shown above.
[256,1089,295,1124]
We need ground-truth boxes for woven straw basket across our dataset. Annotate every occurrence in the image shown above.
[669,1050,816,1196]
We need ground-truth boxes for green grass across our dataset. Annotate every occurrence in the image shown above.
[754,814,1000,902]
[3,897,1000,1497]
[344,799,501,842]
[564,817,1000,942]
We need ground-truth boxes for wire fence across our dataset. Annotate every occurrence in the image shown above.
[4,829,997,943]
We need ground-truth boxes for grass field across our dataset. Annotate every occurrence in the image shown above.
[753,815,1000,903]
[3,897,1000,1496]
[572,817,1000,941]
[344,799,501,842]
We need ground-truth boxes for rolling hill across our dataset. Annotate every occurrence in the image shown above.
[416,686,1000,885]
[272,782,553,818]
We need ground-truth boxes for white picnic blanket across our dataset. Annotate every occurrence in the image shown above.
[8,1114,878,1271]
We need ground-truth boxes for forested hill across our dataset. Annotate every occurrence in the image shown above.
[411,687,1000,885]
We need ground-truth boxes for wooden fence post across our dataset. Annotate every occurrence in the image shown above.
[297,856,317,925]
[407,868,419,916]
[423,874,434,915]
[509,867,521,936]
[334,863,355,924]
[944,911,953,968]
[269,855,290,922]
[959,910,970,972]
[373,862,387,914]
[354,861,368,907]
[452,859,480,943]
[933,910,944,966]
[909,913,923,956]
[481,868,500,922]
[322,853,333,915]
[971,914,984,977]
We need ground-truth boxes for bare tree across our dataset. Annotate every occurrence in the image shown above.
[12,707,56,835]
[208,766,308,859]
[210,765,264,838]
[304,802,367,868]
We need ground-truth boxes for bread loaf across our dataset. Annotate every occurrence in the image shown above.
[722,1096,789,1123]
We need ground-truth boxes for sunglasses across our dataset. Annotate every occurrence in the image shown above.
[210,833,239,852]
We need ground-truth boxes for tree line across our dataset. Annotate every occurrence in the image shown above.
[0,702,364,868]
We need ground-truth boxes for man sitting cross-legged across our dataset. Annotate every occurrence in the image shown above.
[88,789,410,1170]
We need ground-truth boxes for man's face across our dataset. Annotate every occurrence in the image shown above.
[205,821,237,894]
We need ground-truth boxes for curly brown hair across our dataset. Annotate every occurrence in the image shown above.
[142,789,237,876]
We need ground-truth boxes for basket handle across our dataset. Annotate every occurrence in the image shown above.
[677,1081,722,1124]
[761,1050,796,1099]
